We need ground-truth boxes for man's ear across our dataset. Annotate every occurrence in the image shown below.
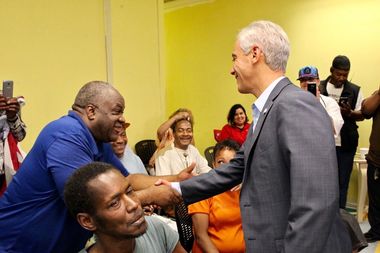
[252,47,257,58]
[250,46,261,63]
[85,104,96,121]
[330,66,334,74]
[77,213,97,232]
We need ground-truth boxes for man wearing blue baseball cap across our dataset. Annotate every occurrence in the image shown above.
[298,66,368,252]
[320,56,365,210]
[297,66,343,140]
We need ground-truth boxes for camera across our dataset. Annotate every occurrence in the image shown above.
[307,82,317,96]
[339,96,349,106]
[2,80,14,98]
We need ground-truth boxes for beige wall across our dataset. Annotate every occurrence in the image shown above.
[110,0,165,146]
[0,0,165,151]
[0,0,107,150]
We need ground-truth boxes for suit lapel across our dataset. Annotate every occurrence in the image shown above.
[244,78,292,163]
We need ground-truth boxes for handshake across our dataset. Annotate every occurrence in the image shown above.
[135,178,182,209]
[135,163,196,208]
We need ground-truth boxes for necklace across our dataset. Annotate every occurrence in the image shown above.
[174,147,189,169]
[174,146,201,174]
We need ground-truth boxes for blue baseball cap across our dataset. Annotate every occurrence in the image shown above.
[297,66,319,80]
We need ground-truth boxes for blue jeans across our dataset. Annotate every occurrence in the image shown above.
[336,147,356,209]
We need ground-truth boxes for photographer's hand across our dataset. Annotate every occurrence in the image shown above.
[0,95,8,111]
[5,97,20,120]
[340,102,352,117]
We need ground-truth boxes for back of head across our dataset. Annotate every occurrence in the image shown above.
[227,104,248,125]
[237,20,290,72]
[332,55,350,71]
[213,139,240,159]
[73,80,117,109]
[64,162,116,218]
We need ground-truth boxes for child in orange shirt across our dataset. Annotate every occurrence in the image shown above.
[188,140,245,253]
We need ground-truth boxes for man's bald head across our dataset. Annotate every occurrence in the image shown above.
[73,81,120,109]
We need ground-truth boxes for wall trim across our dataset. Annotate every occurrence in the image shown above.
[164,0,214,13]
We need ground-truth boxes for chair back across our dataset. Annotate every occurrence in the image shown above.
[175,201,194,253]
[134,139,157,167]
[213,129,222,142]
[204,146,214,168]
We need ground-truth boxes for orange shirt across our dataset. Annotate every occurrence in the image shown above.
[188,190,245,253]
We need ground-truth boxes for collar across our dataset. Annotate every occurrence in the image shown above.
[68,110,101,158]
[252,76,285,115]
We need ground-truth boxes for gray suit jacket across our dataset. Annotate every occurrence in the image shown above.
[180,78,351,252]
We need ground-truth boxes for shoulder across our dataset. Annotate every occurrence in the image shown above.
[273,85,326,119]
[189,144,201,154]
[143,216,179,243]
[188,198,211,214]
[277,84,314,104]
[221,124,232,130]
[156,143,175,158]
[42,113,88,139]
[320,77,329,85]
[346,81,361,93]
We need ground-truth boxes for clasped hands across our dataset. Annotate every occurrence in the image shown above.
[141,163,196,210]
[0,95,20,119]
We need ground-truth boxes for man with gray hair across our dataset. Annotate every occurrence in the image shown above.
[158,20,351,252]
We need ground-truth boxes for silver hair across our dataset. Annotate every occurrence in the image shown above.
[237,20,290,72]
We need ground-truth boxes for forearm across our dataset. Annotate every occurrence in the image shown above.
[134,184,182,206]
[157,118,177,140]
[347,110,365,121]
[157,112,190,140]
[195,232,219,253]
[8,115,26,141]
[134,188,153,206]
[362,91,380,116]
[128,173,178,190]
[172,242,187,253]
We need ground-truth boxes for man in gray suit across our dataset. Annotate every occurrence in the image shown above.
[155,20,351,252]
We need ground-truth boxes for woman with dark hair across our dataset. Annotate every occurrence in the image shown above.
[219,104,250,146]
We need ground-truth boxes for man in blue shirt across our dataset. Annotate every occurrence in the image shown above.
[0,81,187,253]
